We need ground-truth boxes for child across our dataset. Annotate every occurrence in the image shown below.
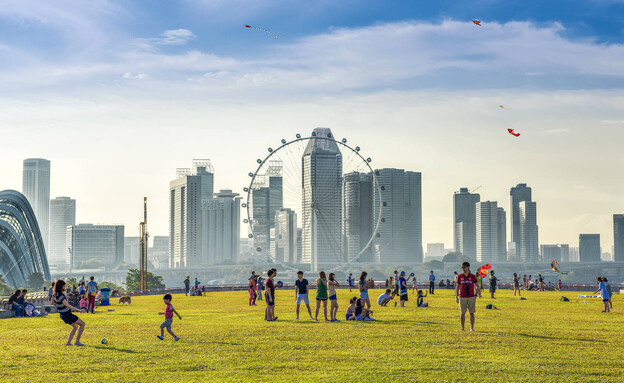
[345,297,357,320]
[557,279,562,291]
[416,290,429,307]
[249,276,257,306]
[157,294,182,341]
[489,270,499,299]
[257,277,263,301]
[51,280,87,346]
[411,277,418,293]
[79,294,87,311]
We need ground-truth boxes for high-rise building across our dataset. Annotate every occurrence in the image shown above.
[497,207,507,262]
[150,236,169,269]
[301,128,342,269]
[453,187,480,260]
[373,169,423,263]
[510,183,532,247]
[66,224,124,268]
[48,196,76,269]
[251,162,283,257]
[342,172,374,263]
[560,244,570,262]
[169,160,214,268]
[540,245,562,262]
[124,237,141,264]
[274,208,297,264]
[476,201,498,263]
[202,190,241,265]
[426,243,445,259]
[22,158,50,253]
[518,201,538,262]
[579,234,601,262]
[614,214,624,262]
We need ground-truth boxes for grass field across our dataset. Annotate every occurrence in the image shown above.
[1,288,623,382]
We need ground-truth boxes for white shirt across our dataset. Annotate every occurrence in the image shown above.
[377,293,392,304]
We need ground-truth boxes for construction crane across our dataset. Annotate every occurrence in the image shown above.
[470,185,482,193]
[140,197,149,291]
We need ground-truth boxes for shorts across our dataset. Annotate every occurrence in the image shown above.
[400,293,408,302]
[160,318,173,331]
[490,285,497,293]
[60,312,79,325]
[185,286,190,293]
[459,297,477,314]
[316,297,328,301]
[355,314,363,320]
[265,293,274,306]
[349,282,355,287]
[328,294,337,301]
[297,294,309,305]
[346,313,353,320]
[603,298,610,302]
[360,292,369,300]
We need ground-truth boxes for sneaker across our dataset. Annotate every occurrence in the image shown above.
[74,342,85,346]
[156,335,164,340]
[174,336,180,342]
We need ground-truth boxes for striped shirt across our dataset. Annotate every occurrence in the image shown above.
[54,294,71,314]
[164,304,174,319]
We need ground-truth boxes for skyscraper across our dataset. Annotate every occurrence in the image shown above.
[540,245,562,262]
[342,172,374,263]
[579,234,601,262]
[476,201,498,263]
[48,196,76,269]
[66,224,124,269]
[519,201,538,262]
[301,128,342,269]
[202,190,241,264]
[497,207,507,262]
[22,158,50,253]
[373,169,423,263]
[274,208,297,264]
[453,187,480,260]
[251,163,283,257]
[560,244,570,263]
[614,214,624,262]
[169,160,214,268]
[124,237,141,264]
[510,183,532,253]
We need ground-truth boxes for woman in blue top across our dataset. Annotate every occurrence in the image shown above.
[359,272,372,309]
[52,280,87,346]
[594,277,611,313]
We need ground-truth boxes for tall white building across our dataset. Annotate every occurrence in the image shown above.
[169,160,214,268]
[201,190,241,264]
[497,207,507,262]
[519,201,538,262]
[301,128,342,269]
[23,158,51,253]
[274,208,297,264]
[66,224,124,268]
[453,187,480,260]
[124,236,141,265]
[48,196,75,269]
[476,201,498,263]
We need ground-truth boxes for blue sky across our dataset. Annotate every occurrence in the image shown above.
[0,0,623,251]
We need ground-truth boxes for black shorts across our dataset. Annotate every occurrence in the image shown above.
[265,293,274,306]
[490,285,496,293]
[400,294,408,301]
[60,312,79,325]
[316,298,328,301]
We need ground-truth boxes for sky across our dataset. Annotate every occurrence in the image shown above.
[0,0,623,253]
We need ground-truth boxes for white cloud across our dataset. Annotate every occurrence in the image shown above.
[122,72,148,80]
[157,29,197,45]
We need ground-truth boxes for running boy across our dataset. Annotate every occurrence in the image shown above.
[157,294,181,341]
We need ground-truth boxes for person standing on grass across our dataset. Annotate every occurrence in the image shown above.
[327,273,340,322]
[157,294,181,341]
[393,270,400,297]
[429,271,435,294]
[52,280,87,346]
[184,276,190,296]
[359,271,372,309]
[594,277,610,313]
[455,262,480,331]
[412,275,418,293]
[513,273,521,296]
[249,275,257,306]
[603,277,613,309]
[347,273,355,292]
[558,279,563,292]
[295,271,313,320]
[86,276,98,314]
[489,270,499,299]
[398,271,411,307]
[264,269,277,321]
[522,274,527,290]
[315,271,329,321]
[257,276,264,301]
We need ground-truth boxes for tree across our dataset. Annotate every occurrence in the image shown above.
[0,275,13,296]
[66,277,78,286]
[442,251,470,264]
[99,281,123,291]
[27,272,44,290]
[421,260,444,271]
[126,268,165,290]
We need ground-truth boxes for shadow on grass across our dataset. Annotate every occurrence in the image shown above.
[517,333,606,343]
[87,345,138,353]
[211,341,243,346]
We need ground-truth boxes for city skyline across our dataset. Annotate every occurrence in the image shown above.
[1,1,623,252]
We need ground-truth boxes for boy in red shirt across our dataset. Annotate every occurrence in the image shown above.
[157,294,182,341]
[455,262,481,332]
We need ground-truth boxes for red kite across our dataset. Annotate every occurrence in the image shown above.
[244,24,280,37]
[507,128,520,137]
[472,20,482,26]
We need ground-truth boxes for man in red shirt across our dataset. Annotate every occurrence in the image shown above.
[455,261,481,331]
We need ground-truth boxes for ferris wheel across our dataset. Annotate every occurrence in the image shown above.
[242,129,383,271]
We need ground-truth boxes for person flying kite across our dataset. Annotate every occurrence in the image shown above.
[551,260,568,274]
[507,128,520,137]
[472,20,482,26]
[245,25,280,37]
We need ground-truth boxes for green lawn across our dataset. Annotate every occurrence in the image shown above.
[1,288,622,382]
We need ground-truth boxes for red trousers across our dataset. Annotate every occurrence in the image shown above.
[88,294,96,313]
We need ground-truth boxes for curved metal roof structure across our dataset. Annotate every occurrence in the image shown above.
[0,190,50,287]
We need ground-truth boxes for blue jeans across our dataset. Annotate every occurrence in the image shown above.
[12,304,24,317]
[258,289,263,300]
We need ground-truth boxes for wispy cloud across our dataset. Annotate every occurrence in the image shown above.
[545,128,569,133]
[122,72,148,80]
[134,29,197,50]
